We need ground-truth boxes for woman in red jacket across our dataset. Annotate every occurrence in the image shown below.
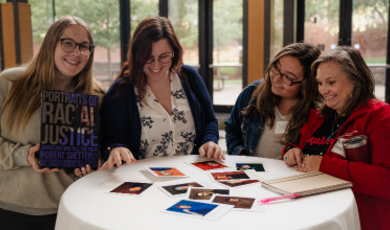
[283,46,390,230]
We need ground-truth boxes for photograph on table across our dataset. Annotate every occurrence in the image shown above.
[187,160,228,171]
[211,195,255,209]
[211,195,266,212]
[108,182,153,195]
[209,170,259,182]
[218,179,261,188]
[159,182,204,197]
[234,162,268,172]
[147,166,188,177]
[188,188,230,201]
[162,199,233,221]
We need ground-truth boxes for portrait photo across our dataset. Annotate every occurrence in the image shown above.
[188,188,230,200]
[109,182,153,195]
[190,160,228,171]
[212,196,256,209]
[235,163,267,172]
[160,182,203,197]
[218,179,260,188]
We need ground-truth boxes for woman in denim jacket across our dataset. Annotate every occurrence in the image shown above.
[225,43,321,158]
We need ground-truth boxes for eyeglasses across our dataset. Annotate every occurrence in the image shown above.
[59,39,95,56]
[145,53,174,64]
[270,65,304,86]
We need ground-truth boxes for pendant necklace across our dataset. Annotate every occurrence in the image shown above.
[326,113,341,140]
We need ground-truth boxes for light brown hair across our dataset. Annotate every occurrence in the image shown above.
[242,43,321,145]
[311,46,376,117]
[116,16,184,100]
[0,16,103,134]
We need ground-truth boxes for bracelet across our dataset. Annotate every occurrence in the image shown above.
[285,145,296,152]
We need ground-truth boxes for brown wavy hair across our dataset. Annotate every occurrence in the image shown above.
[311,46,376,118]
[0,16,103,134]
[116,16,184,101]
[242,43,321,145]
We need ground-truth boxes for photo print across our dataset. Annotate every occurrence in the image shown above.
[211,195,255,210]
[160,182,203,197]
[210,171,250,181]
[163,199,233,221]
[188,188,230,201]
[190,160,228,171]
[109,182,153,195]
[148,167,187,177]
[218,180,261,188]
[235,163,267,172]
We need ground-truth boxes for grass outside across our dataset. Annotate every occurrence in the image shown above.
[364,57,386,64]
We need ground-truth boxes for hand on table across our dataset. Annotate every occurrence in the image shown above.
[294,156,322,172]
[284,148,304,167]
[198,141,225,160]
[100,147,137,170]
[28,143,60,173]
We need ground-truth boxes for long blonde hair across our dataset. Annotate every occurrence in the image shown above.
[0,16,103,134]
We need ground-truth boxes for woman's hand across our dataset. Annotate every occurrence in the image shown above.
[74,158,102,179]
[295,156,322,172]
[28,143,60,173]
[284,148,304,166]
[199,141,225,160]
[100,147,137,170]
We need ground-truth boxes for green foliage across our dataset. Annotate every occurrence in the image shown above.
[213,0,243,47]
[168,0,198,48]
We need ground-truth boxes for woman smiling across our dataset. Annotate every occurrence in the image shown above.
[283,46,390,229]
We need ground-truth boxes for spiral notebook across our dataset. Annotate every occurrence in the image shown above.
[261,171,353,197]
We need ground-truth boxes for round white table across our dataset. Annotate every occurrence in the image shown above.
[55,156,360,230]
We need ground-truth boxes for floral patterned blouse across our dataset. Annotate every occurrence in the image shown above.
[135,73,196,159]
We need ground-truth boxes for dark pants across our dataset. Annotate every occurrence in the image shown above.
[0,207,57,230]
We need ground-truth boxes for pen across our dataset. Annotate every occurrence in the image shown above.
[259,193,301,204]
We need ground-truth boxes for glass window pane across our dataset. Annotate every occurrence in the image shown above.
[304,0,340,53]
[131,0,159,35]
[168,0,199,66]
[271,0,284,58]
[212,0,243,105]
[352,1,388,101]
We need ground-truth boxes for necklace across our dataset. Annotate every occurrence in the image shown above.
[326,113,341,140]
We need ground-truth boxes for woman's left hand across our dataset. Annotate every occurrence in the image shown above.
[74,159,101,180]
[199,141,225,160]
[294,156,322,172]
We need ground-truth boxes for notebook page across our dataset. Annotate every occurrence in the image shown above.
[269,174,350,194]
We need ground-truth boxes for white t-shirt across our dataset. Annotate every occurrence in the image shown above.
[254,106,291,159]
[135,73,196,159]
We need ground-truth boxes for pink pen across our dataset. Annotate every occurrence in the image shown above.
[259,193,301,204]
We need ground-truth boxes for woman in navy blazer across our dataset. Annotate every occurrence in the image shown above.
[100,17,222,170]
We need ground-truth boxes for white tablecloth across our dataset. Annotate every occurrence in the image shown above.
[55,156,361,230]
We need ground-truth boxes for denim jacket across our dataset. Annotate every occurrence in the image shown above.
[224,80,264,156]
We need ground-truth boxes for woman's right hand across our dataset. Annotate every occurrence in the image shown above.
[284,148,304,166]
[100,147,137,170]
[28,143,60,173]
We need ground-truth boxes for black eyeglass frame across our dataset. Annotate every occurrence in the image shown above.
[59,38,95,56]
[270,65,304,86]
[145,52,175,64]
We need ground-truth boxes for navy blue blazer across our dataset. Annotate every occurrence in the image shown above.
[101,65,219,160]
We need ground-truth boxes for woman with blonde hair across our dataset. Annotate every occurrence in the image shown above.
[0,16,104,229]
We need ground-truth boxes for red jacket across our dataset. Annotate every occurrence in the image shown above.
[285,100,390,230]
